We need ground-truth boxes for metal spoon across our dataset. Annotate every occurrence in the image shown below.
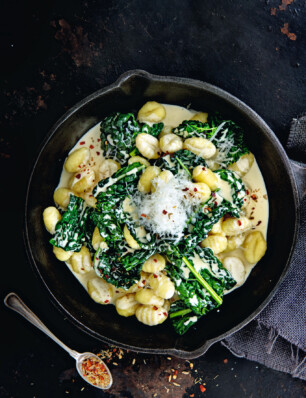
[4,292,113,390]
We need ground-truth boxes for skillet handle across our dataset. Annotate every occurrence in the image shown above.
[290,160,306,202]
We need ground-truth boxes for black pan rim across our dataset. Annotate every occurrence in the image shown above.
[24,69,300,359]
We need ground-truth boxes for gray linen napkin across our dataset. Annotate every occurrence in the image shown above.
[222,116,306,379]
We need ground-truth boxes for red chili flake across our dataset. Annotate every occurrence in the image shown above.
[153,306,158,310]
[76,173,81,179]
[251,194,257,200]
[96,151,100,156]
[256,220,262,226]
[90,145,94,149]
[153,274,158,278]
[223,358,228,364]
[207,207,212,212]
[182,187,189,191]
[115,290,119,293]
[194,187,198,192]
[237,220,242,226]
[211,192,216,197]
[163,312,167,316]
[104,275,109,279]
[142,280,146,284]
[200,384,206,393]
[214,201,218,206]
[190,395,195,398]
[153,259,158,262]
[104,300,109,303]
[246,189,250,195]
[162,210,168,215]
[97,138,101,142]
[202,167,206,170]
[141,213,147,218]
[80,141,85,145]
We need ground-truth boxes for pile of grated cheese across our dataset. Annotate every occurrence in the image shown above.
[134,173,198,242]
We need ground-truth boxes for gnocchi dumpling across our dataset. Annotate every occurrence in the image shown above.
[99,159,121,180]
[192,165,218,191]
[183,137,216,159]
[221,217,252,236]
[53,246,72,261]
[92,226,104,251]
[128,156,150,167]
[191,183,211,203]
[123,225,140,249]
[135,304,168,326]
[69,169,96,193]
[242,231,267,264]
[137,101,166,123]
[135,289,164,306]
[190,112,208,123]
[53,188,73,209]
[87,278,113,304]
[148,273,175,299]
[65,147,89,173]
[70,246,92,274]
[115,293,139,317]
[225,233,245,252]
[228,153,255,177]
[210,218,224,235]
[159,133,183,153]
[142,254,166,273]
[136,133,160,160]
[223,257,245,286]
[137,166,161,193]
[128,271,151,293]
[43,206,61,234]
[151,170,173,192]
[200,234,227,254]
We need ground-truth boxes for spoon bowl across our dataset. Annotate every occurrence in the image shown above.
[4,292,113,390]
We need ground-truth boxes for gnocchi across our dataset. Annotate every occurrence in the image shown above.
[151,170,173,192]
[124,225,140,249]
[135,289,164,306]
[183,137,216,159]
[53,246,72,261]
[92,227,104,251]
[142,254,166,273]
[135,305,168,326]
[43,206,61,234]
[137,165,161,193]
[69,169,96,193]
[159,133,183,153]
[192,165,218,191]
[223,257,245,286]
[53,188,73,208]
[128,156,150,167]
[65,147,89,173]
[136,133,160,160]
[99,159,121,180]
[87,278,113,304]
[115,294,139,317]
[200,234,228,254]
[191,182,211,203]
[148,273,175,299]
[190,112,208,123]
[228,153,255,177]
[221,217,252,236]
[242,231,267,264]
[70,246,92,274]
[137,101,166,123]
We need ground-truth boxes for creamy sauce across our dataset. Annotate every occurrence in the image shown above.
[55,103,269,301]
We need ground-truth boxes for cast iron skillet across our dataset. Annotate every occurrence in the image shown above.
[25,70,300,359]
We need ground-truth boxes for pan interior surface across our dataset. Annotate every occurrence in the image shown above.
[25,72,297,356]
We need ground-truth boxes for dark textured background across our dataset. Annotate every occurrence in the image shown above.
[0,0,305,397]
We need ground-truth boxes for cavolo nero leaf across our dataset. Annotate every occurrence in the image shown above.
[50,195,88,252]
[155,149,206,177]
[167,246,236,335]
[100,113,163,164]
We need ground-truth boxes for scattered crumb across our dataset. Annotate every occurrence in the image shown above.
[281,22,297,40]
[223,358,228,364]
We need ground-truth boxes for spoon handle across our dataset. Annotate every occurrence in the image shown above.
[4,292,79,360]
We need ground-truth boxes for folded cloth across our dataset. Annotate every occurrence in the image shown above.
[222,116,306,379]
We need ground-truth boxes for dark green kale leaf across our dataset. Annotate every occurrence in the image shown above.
[173,120,213,138]
[93,244,154,289]
[100,113,163,164]
[155,149,206,177]
[167,246,236,335]
[93,163,145,212]
[50,195,87,252]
